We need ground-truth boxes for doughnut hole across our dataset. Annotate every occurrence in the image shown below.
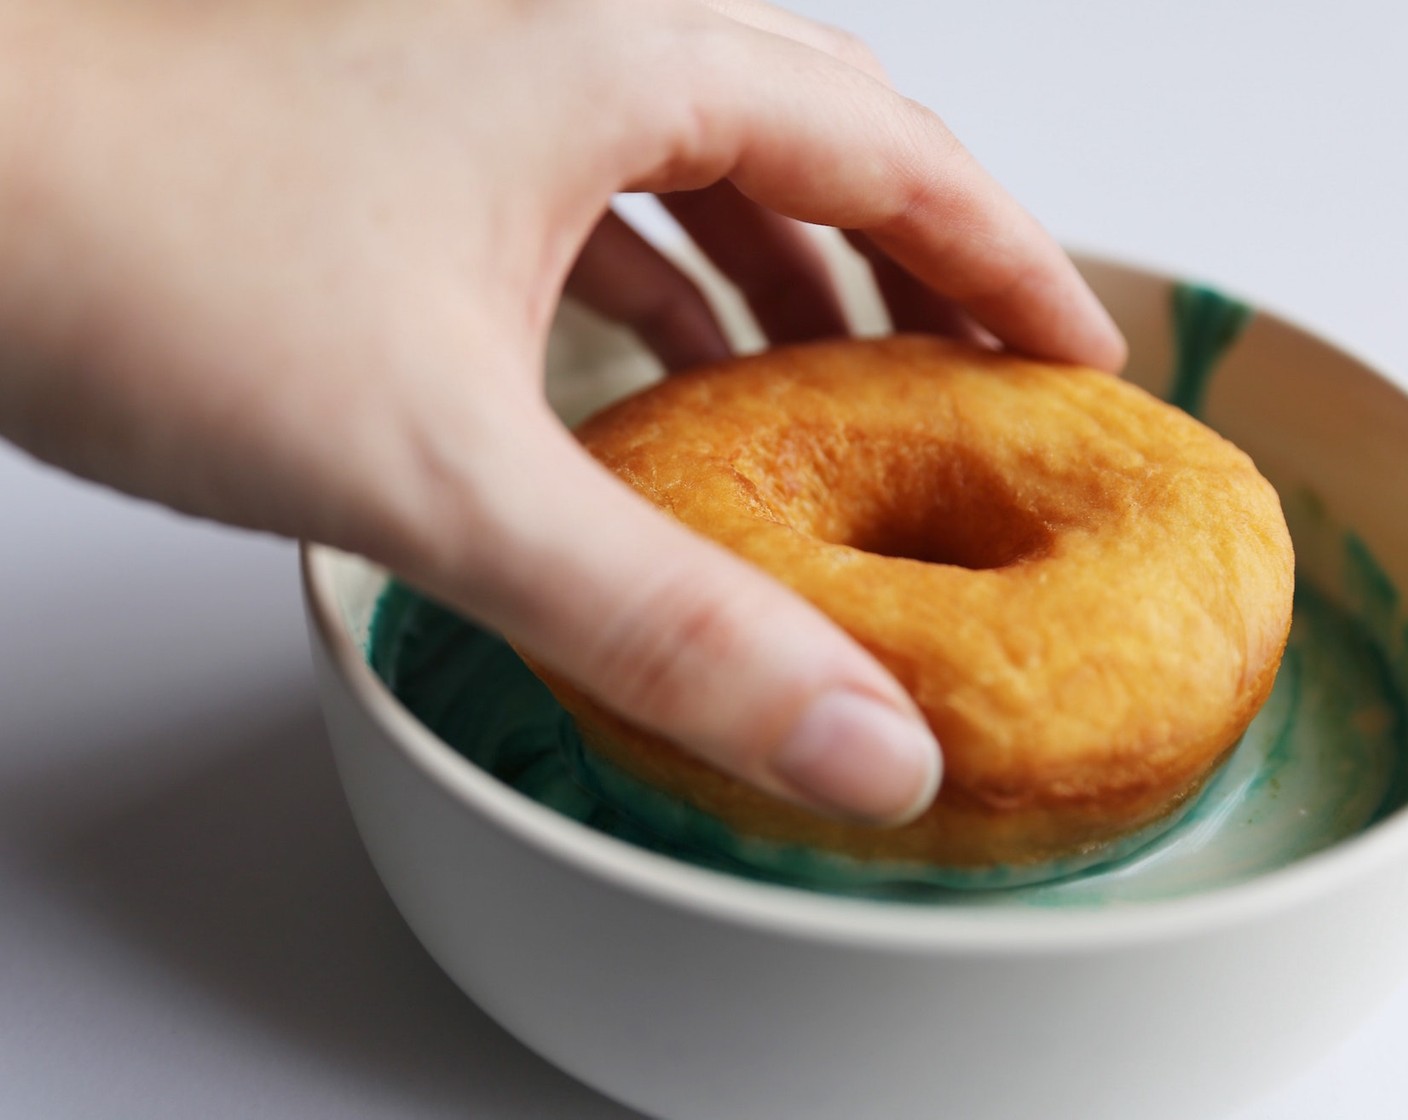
[738,425,1056,571]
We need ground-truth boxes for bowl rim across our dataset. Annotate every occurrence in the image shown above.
[302,251,1408,956]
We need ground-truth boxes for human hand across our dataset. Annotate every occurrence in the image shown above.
[0,0,1124,824]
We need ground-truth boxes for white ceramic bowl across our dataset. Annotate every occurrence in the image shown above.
[302,253,1408,1120]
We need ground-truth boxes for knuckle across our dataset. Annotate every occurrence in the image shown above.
[975,258,1046,312]
[822,25,886,82]
[630,269,711,336]
[597,573,745,728]
[370,390,545,585]
[738,267,824,340]
[879,100,972,225]
[626,14,742,191]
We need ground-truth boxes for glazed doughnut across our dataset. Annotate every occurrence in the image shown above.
[536,335,1294,874]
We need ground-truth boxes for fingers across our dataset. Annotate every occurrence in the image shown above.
[586,1,882,354]
[414,410,941,826]
[844,229,993,346]
[565,209,731,371]
[631,12,1126,371]
[663,182,849,345]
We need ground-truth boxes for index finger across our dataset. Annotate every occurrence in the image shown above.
[628,12,1126,371]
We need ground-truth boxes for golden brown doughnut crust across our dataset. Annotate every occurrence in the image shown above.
[537,336,1295,871]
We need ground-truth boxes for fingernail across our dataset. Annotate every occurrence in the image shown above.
[772,691,942,826]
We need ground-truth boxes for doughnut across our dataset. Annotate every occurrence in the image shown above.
[533,335,1295,875]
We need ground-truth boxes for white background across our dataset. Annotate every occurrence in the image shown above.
[3,2,1406,1117]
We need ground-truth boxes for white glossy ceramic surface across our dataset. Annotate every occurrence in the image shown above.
[302,255,1408,1120]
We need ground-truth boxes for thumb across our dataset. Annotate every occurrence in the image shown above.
[420,414,941,827]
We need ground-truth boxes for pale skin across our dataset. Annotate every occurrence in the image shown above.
[0,0,1125,825]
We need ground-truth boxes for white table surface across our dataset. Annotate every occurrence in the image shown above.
[3,2,1406,1117]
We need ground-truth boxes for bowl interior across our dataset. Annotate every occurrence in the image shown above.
[307,249,1408,936]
